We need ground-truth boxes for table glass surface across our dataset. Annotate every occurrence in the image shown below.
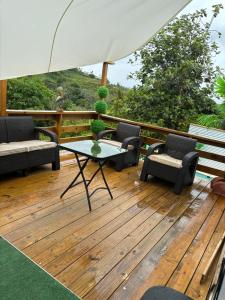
[60,140,127,159]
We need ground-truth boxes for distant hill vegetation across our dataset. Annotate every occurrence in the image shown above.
[7,68,128,111]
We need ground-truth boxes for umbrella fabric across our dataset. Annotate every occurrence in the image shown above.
[0,0,191,79]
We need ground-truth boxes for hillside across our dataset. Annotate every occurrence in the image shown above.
[7,68,129,111]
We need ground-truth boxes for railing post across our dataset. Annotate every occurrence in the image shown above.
[55,113,62,142]
[0,80,7,116]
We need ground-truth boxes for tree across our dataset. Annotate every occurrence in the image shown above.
[197,76,225,129]
[7,77,55,110]
[124,4,223,130]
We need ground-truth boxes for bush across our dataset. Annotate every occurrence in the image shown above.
[98,86,109,99]
[90,120,105,134]
[95,100,107,114]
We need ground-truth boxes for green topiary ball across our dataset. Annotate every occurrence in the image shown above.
[98,86,109,99]
[90,120,105,134]
[95,100,107,114]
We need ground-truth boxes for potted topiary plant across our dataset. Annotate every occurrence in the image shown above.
[95,86,108,114]
[90,119,105,138]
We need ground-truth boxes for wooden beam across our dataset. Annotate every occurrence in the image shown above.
[0,80,7,116]
[101,62,109,86]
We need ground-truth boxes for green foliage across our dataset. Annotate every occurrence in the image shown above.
[109,88,127,117]
[98,86,109,99]
[90,119,105,134]
[120,5,223,130]
[95,100,107,114]
[196,142,204,150]
[197,114,222,128]
[7,69,128,111]
[7,77,55,110]
[214,76,225,99]
[197,90,225,129]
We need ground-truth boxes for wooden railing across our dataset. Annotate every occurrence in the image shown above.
[100,114,225,177]
[7,110,97,144]
[6,110,225,177]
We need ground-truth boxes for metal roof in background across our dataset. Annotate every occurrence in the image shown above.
[189,124,225,171]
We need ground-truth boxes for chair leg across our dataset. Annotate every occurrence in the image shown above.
[115,162,123,172]
[173,180,184,194]
[22,169,29,177]
[52,160,60,171]
[140,166,148,181]
[114,156,124,172]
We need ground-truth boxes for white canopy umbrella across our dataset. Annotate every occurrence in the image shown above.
[0,0,191,80]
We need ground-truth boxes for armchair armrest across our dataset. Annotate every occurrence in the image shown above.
[35,128,58,143]
[97,129,116,140]
[122,136,142,149]
[182,151,199,168]
[146,143,165,156]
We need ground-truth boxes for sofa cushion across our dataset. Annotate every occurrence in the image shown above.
[0,118,7,143]
[149,153,182,168]
[99,139,134,150]
[0,142,28,157]
[99,139,122,148]
[18,140,57,151]
[6,117,35,142]
[0,140,57,157]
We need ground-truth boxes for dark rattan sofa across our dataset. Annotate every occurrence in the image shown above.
[0,116,60,175]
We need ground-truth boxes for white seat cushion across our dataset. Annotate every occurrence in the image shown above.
[0,142,28,156]
[99,139,134,150]
[99,139,122,147]
[0,140,57,157]
[149,153,182,169]
[18,140,57,151]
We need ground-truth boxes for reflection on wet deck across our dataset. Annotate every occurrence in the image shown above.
[0,161,224,300]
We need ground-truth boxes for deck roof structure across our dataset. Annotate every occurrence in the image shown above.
[0,0,191,80]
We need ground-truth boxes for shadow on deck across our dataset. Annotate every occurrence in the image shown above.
[0,160,224,300]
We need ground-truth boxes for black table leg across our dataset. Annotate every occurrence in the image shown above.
[99,160,113,199]
[60,155,113,211]
[75,153,92,211]
[60,156,89,199]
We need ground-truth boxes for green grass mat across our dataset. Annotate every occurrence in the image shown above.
[0,237,80,300]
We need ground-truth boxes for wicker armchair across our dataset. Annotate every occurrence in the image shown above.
[97,122,142,171]
[140,134,199,194]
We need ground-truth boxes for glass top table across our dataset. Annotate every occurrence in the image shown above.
[59,140,128,211]
[60,140,127,159]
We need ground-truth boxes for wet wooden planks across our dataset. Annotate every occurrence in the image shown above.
[0,161,224,300]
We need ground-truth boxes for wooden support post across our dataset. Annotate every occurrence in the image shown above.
[55,113,62,142]
[101,62,108,86]
[0,80,7,116]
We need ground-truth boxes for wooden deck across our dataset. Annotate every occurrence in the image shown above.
[0,160,225,300]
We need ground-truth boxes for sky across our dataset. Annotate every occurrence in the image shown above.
[82,0,225,88]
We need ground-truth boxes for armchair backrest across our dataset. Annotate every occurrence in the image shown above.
[0,116,35,142]
[115,122,140,142]
[165,134,197,160]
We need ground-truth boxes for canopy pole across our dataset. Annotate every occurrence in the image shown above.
[100,61,114,86]
[0,80,7,116]
[101,62,108,86]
